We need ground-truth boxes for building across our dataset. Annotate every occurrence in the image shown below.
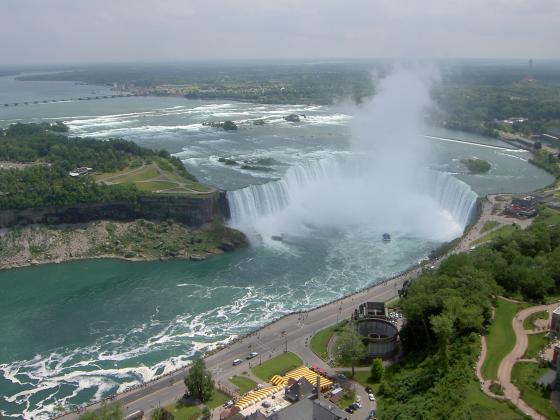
[68,167,92,177]
[505,194,538,218]
[551,307,560,337]
[240,376,347,420]
[354,301,387,319]
[353,302,398,359]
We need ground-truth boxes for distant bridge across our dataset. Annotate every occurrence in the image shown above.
[423,135,524,152]
[1,93,139,108]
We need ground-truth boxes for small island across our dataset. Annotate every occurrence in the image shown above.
[202,120,238,130]
[284,113,301,123]
[0,122,247,270]
[461,157,491,174]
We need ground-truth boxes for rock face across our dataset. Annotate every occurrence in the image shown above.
[0,191,231,228]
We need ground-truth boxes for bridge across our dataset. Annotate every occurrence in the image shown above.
[1,93,138,108]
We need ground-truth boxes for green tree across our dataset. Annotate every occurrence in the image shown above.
[334,324,367,377]
[202,406,211,419]
[78,403,122,420]
[150,407,172,420]
[369,357,384,383]
[184,359,214,402]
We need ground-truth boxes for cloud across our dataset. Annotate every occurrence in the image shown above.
[0,0,558,64]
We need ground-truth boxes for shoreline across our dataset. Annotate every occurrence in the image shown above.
[0,219,247,273]
[56,194,493,419]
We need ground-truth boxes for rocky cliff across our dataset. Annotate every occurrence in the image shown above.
[0,191,230,228]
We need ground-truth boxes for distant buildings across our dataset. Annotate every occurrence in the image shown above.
[551,307,560,338]
[68,167,92,177]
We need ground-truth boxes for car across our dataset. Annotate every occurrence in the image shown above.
[368,393,376,401]
[356,395,361,403]
[232,358,242,366]
[368,409,376,419]
[345,407,354,414]
[365,387,372,393]
[247,351,258,359]
[351,402,361,410]
[336,373,347,380]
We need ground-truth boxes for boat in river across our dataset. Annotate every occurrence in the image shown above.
[382,233,391,242]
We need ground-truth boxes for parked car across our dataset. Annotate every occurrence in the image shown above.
[368,409,376,419]
[232,358,242,366]
[351,402,361,410]
[247,351,259,359]
[345,407,354,414]
[368,393,376,401]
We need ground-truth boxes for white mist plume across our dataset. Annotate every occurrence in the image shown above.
[228,67,475,242]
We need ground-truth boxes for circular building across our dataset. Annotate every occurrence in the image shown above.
[357,318,398,359]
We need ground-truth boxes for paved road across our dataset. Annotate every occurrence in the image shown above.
[60,195,526,420]
[60,273,410,420]
[497,304,557,420]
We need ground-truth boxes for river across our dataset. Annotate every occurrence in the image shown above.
[0,74,554,419]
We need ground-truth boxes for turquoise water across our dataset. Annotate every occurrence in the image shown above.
[0,74,554,418]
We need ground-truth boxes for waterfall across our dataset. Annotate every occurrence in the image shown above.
[425,171,478,229]
[227,157,478,240]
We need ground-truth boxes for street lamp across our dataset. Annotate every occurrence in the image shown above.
[281,330,287,353]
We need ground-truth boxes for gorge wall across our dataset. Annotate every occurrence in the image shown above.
[0,192,230,228]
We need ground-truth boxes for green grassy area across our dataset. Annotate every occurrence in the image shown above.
[164,403,202,420]
[473,225,519,245]
[96,162,212,195]
[310,325,338,361]
[482,298,525,380]
[251,352,303,381]
[339,370,381,393]
[537,207,560,225]
[230,375,257,394]
[511,362,560,419]
[464,377,528,419]
[523,310,549,330]
[335,388,356,409]
[206,389,230,409]
[480,220,500,233]
[385,296,400,310]
[524,333,549,359]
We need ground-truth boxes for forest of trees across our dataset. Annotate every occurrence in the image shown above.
[0,123,196,209]
[378,208,560,417]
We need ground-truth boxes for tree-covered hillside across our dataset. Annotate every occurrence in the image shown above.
[0,123,200,209]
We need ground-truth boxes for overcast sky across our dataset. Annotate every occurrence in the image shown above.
[1,0,558,65]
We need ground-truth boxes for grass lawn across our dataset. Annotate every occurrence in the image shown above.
[335,388,356,409]
[251,352,303,381]
[95,161,212,195]
[473,225,519,245]
[480,220,500,233]
[464,377,528,419]
[385,296,400,310]
[537,207,560,225]
[164,403,202,420]
[524,333,549,359]
[511,362,560,419]
[339,370,380,393]
[523,310,549,330]
[310,325,338,361]
[482,298,525,380]
[206,389,230,409]
[230,375,257,394]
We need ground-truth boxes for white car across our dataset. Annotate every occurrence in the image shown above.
[368,393,376,401]
[247,351,259,359]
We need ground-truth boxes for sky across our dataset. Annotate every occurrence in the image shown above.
[1,0,559,65]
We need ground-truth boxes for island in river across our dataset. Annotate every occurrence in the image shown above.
[0,122,247,270]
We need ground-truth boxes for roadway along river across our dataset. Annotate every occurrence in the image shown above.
[0,75,554,419]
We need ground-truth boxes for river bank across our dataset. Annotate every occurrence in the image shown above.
[0,219,247,271]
